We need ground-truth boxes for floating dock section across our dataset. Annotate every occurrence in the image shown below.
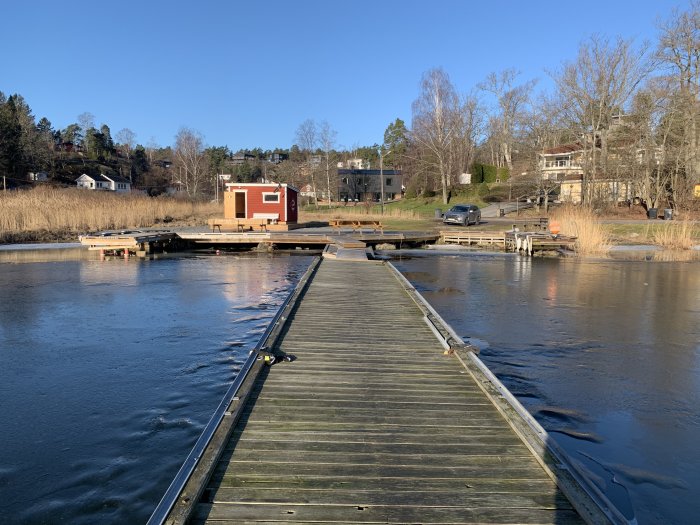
[78,230,179,256]
[149,257,623,525]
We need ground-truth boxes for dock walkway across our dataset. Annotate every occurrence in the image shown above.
[152,259,618,524]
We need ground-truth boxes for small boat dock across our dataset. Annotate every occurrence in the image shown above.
[441,229,576,255]
[78,225,575,257]
[79,229,440,256]
[148,257,621,524]
[79,230,180,256]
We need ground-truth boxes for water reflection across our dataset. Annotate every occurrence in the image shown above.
[392,251,700,525]
[0,253,311,524]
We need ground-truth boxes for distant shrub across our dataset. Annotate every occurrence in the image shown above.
[471,163,509,183]
[404,179,420,199]
[496,167,510,182]
[477,182,490,197]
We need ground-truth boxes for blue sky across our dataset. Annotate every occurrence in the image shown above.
[1,0,687,152]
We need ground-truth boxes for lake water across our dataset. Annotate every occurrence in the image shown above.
[0,252,312,524]
[390,250,700,525]
[1,249,698,524]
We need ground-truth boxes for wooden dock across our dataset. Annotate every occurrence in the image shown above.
[149,258,621,525]
[177,231,439,250]
[79,230,439,257]
[440,230,506,247]
[505,232,577,255]
[79,230,180,256]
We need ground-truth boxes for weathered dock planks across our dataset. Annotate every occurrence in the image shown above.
[150,258,623,525]
[440,229,507,246]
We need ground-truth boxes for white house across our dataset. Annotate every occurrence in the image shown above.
[76,173,131,193]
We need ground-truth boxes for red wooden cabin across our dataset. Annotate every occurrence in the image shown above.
[224,183,298,224]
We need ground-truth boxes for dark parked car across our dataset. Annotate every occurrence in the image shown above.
[443,204,481,226]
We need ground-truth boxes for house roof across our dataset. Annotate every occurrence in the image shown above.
[338,169,402,175]
[224,182,300,193]
[541,143,583,155]
[79,173,111,183]
[103,174,131,184]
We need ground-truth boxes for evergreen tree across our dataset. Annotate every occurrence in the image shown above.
[131,145,149,184]
[383,118,409,168]
[0,95,25,181]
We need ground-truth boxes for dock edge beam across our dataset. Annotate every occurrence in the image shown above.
[146,256,322,525]
[385,260,626,525]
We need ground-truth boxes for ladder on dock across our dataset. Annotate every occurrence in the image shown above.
[149,258,621,525]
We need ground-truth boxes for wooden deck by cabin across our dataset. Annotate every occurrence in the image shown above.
[150,258,620,525]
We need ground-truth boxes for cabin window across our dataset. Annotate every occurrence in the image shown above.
[386,177,392,186]
[263,192,280,203]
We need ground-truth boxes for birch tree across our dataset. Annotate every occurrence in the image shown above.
[479,69,536,172]
[174,127,208,198]
[318,120,337,205]
[295,119,318,205]
[116,128,136,159]
[411,68,461,204]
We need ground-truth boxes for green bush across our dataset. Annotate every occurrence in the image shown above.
[477,182,490,197]
[404,179,420,199]
[471,163,509,183]
[496,167,510,182]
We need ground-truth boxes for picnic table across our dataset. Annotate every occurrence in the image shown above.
[329,219,384,233]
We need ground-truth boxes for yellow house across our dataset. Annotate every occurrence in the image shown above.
[694,184,700,198]
[559,178,634,204]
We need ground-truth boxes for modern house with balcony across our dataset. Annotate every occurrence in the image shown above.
[538,143,585,182]
[539,142,637,204]
[337,169,402,202]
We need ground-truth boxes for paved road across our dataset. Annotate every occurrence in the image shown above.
[480,202,534,218]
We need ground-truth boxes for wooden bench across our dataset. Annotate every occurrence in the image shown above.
[329,219,384,233]
[510,217,549,232]
[252,213,280,232]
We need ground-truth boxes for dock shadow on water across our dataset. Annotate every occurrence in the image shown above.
[391,250,700,525]
[0,252,312,524]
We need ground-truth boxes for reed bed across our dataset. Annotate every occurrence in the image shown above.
[551,205,611,256]
[0,187,221,236]
[648,220,696,250]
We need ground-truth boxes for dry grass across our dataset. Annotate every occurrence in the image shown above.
[551,206,611,256]
[648,221,696,250]
[0,187,222,236]
[301,205,424,221]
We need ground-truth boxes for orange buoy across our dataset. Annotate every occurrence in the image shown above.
[549,220,561,236]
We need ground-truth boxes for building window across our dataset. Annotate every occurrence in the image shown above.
[386,178,392,186]
[263,192,280,203]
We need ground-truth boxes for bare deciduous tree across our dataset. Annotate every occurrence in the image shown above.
[479,69,536,172]
[295,119,319,205]
[657,1,700,191]
[174,127,208,198]
[116,128,136,159]
[318,120,337,205]
[411,68,462,204]
[552,35,651,205]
